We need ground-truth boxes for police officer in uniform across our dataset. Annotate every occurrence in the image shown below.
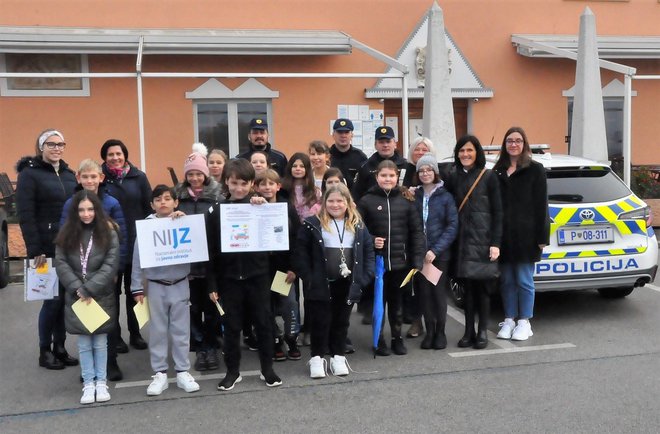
[236,118,288,177]
[328,118,367,190]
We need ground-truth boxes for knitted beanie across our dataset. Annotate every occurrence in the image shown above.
[416,152,439,174]
[183,143,209,177]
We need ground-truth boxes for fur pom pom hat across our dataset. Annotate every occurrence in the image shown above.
[183,142,209,178]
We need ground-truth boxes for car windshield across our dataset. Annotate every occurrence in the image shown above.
[546,167,632,203]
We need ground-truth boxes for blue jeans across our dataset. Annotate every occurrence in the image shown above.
[78,334,108,384]
[38,284,66,349]
[500,262,535,320]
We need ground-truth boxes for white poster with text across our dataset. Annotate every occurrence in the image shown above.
[220,203,289,252]
[135,214,208,268]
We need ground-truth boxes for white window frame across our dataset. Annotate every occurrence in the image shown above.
[0,53,90,97]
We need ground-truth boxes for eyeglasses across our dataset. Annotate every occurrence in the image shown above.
[44,142,66,150]
[505,138,524,145]
[418,168,435,174]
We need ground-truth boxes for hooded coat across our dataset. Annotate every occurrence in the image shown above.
[16,156,77,258]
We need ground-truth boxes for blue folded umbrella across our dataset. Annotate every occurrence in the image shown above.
[372,255,385,358]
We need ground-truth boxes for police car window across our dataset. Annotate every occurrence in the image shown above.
[546,168,631,203]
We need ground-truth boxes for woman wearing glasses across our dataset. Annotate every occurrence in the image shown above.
[493,127,549,341]
[16,129,79,370]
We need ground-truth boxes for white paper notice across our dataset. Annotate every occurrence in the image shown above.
[359,105,370,121]
[348,105,359,121]
[337,105,349,119]
[135,214,209,268]
[220,203,289,252]
[370,109,384,122]
[352,120,363,137]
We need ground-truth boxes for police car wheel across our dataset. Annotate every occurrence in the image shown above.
[597,287,634,299]
[449,278,465,309]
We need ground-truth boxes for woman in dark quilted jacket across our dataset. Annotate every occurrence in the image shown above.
[447,135,503,350]
[16,128,78,370]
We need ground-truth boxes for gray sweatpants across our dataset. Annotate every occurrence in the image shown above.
[148,280,191,373]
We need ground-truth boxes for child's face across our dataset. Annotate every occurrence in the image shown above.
[78,198,95,224]
[291,159,306,179]
[76,170,104,193]
[256,179,280,201]
[208,154,225,177]
[308,149,326,169]
[227,175,254,200]
[324,176,342,190]
[250,154,268,174]
[325,192,348,219]
[376,168,398,190]
[186,169,206,189]
[151,192,178,217]
[417,165,436,186]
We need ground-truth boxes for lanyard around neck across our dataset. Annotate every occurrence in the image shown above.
[79,232,94,281]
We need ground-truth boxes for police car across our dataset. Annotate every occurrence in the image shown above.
[531,152,657,298]
[444,149,658,302]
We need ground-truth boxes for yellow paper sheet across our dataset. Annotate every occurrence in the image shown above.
[271,271,292,296]
[400,269,418,287]
[214,300,225,316]
[133,297,150,329]
[72,298,110,334]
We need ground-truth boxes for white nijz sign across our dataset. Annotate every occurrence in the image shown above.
[135,214,209,268]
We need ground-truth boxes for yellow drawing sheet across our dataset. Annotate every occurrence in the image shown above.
[271,271,292,296]
[133,297,150,329]
[400,269,418,287]
[72,298,110,333]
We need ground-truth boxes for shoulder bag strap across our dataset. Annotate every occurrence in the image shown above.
[458,168,486,213]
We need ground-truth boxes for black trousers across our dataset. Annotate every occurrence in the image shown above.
[380,269,408,339]
[417,261,449,331]
[306,278,353,357]
[220,275,273,374]
[462,278,495,334]
[190,277,220,351]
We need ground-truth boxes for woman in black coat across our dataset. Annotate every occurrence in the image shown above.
[447,135,503,350]
[100,139,152,353]
[16,128,78,370]
[493,127,549,342]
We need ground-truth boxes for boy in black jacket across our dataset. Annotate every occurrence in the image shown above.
[206,159,282,390]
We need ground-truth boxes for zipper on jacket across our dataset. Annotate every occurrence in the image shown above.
[385,190,392,270]
[54,166,66,195]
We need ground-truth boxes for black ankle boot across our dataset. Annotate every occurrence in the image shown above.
[107,358,123,381]
[473,329,488,349]
[39,348,65,370]
[432,323,447,350]
[391,337,407,355]
[53,344,79,366]
[457,330,476,348]
[421,321,434,349]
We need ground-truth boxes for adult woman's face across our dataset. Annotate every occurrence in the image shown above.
[458,142,477,170]
[41,135,66,165]
[105,145,126,169]
[412,142,430,164]
[505,132,524,159]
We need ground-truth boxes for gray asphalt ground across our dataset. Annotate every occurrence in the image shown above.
[1,251,660,433]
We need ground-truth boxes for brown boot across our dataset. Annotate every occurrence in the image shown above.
[406,318,423,338]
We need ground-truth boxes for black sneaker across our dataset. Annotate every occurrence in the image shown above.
[285,336,301,360]
[344,337,355,354]
[273,337,286,362]
[107,358,123,382]
[206,349,220,370]
[116,337,129,354]
[259,370,282,387]
[391,337,408,355]
[217,372,242,391]
[375,339,391,357]
[129,334,148,350]
[194,351,208,372]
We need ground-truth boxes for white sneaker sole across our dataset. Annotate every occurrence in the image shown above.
[259,374,283,387]
[80,397,95,405]
[177,382,200,393]
[95,394,111,402]
[217,375,242,391]
[511,329,533,341]
[310,370,326,379]
[147,383,168,396]
[497,331,512,340]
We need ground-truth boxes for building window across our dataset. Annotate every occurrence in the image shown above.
[0,53,90,97]
[195,101,269,157]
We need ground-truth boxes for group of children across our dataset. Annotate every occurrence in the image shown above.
[53,136,460,405]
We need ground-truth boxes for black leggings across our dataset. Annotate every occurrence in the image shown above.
[462,278,495,334]
[417,261,448,331]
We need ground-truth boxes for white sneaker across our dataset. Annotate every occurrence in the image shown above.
[497,318,516,340]
[511,319,533,341]
[95,380,111,402]
[147,372,169,396]
[176,371,200,393]
[308,356,327,379]
[80,383,95,405]
[330,355,349,376]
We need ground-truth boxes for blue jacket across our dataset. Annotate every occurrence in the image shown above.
[60,185,129,266]
[295,215,375,304]
[414,183,458,263]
